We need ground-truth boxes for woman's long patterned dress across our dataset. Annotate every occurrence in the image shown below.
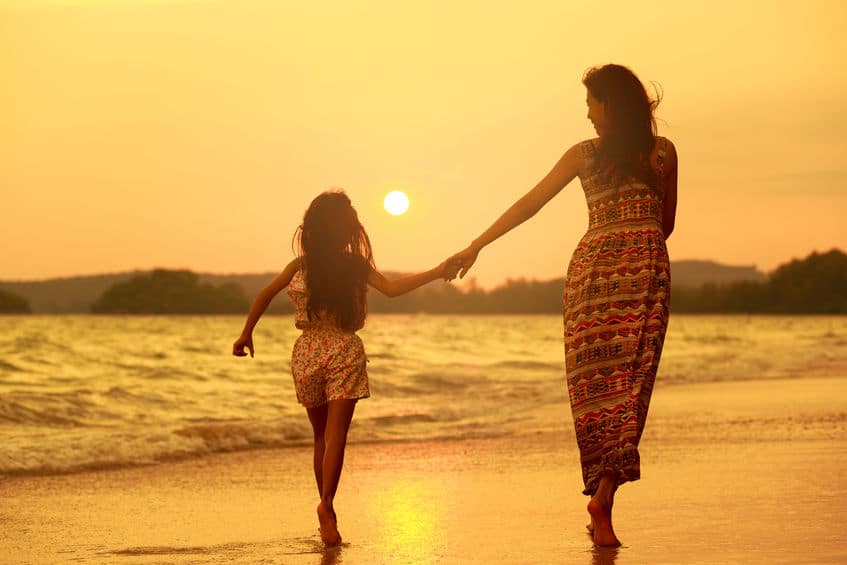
[564,137,671,496]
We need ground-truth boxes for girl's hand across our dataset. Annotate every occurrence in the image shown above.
[440,259,462,281]
[448,245,480,279]
[232,335,254,358]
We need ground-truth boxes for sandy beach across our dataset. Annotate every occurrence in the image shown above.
[2,375,846,564]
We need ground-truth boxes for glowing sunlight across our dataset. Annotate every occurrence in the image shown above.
[383,191,410,216]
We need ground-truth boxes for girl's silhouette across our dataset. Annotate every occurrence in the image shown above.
[233,190,456,546]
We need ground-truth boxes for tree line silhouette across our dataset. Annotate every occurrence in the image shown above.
[89,269,248,314]
[670,249,847,314]
[0,288,30,314]
[370,249,847,314]
[1,249,844,315]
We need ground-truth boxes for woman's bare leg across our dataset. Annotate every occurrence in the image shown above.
[316,398,357,546]
[587,472,621,547]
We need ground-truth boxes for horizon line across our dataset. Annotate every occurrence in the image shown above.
[0,256,782,286]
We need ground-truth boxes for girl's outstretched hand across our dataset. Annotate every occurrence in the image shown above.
[440,258,462,281]
[232,334,254,358]
[448,245,480,279]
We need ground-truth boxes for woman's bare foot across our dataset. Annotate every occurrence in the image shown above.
[587,495,621,547]
[317,501,342,547]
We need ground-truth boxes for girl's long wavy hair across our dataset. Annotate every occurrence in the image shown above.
[583,64,661,185]
[293,190,374,332]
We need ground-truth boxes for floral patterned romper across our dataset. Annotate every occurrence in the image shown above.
[288,269,370,408]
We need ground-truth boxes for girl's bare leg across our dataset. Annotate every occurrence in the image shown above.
[306,405,329,498]
[587,473,621,547]
[316,398,357,547]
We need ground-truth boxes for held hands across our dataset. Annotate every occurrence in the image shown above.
[232,334,254,358]
[446,245,480,280]
[439,258,462,281]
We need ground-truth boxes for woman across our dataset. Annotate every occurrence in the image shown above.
[449,64,678,547]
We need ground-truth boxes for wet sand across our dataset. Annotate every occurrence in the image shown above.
[2,377,846,564]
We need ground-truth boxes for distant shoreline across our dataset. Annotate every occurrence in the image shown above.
[1,250,844,315]
[0,257,766,286]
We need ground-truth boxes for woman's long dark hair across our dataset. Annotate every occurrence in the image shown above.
[583,64,661,184]
[294,190,374,332]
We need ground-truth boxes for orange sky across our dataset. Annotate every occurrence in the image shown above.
[3,1,846,288]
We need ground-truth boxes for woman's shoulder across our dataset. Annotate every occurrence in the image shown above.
[654,136,677,155]
[653,136,678,167]
[576,137,601,153]
[647,136,677,179]
[569,138,601,176]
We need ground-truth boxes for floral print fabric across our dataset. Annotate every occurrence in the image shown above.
[288,269,369,408]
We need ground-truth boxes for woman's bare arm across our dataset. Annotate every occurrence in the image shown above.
[662,140,678,239]
[451,142,583,277]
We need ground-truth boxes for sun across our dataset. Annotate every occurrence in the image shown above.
[383,191,410,216]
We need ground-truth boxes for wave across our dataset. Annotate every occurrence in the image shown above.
[490,360,562,371]
[0,391,114,427]
[0,405,521,479]
[0,399,85,427]
[373,362,559,397]
[0,417,312,478]
[2,314,845,479]
[130,366,209,381]
[4,402,845,479]
[368,412,442,425]
[374,371,493,397]
[367,351,399,361]
[0,359,24,372]
[173,420,311,450]
[104,385,151,401]
[13,333,73,353]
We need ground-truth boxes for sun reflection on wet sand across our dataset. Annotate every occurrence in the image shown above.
[367,478,446,563]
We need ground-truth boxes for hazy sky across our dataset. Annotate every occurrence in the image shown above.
[4,0,846,287]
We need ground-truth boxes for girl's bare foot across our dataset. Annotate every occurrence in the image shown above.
[317,501,342,547]
[587,495,621,547]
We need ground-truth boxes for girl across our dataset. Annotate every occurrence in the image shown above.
[449,64,678,547]
[233,190,456,547]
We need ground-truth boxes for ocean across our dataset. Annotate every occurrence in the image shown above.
[1,314,846,478]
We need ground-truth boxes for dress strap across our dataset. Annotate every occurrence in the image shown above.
[656,137,667,178]
[581,139,598,171]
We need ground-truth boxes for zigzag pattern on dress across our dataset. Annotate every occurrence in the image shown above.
[564,138,671,496]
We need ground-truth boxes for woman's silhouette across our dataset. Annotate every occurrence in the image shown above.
[449,64,678,547]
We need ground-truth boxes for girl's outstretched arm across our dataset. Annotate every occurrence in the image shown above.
[233,258,300,357]
[368,260,458,298]
[449,142,582,277]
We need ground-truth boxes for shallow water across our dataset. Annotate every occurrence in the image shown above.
[1,314,846,476]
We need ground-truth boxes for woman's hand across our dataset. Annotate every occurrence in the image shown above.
[232,334,254,358]
[439,259,462,281]
[448,245,481,279]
